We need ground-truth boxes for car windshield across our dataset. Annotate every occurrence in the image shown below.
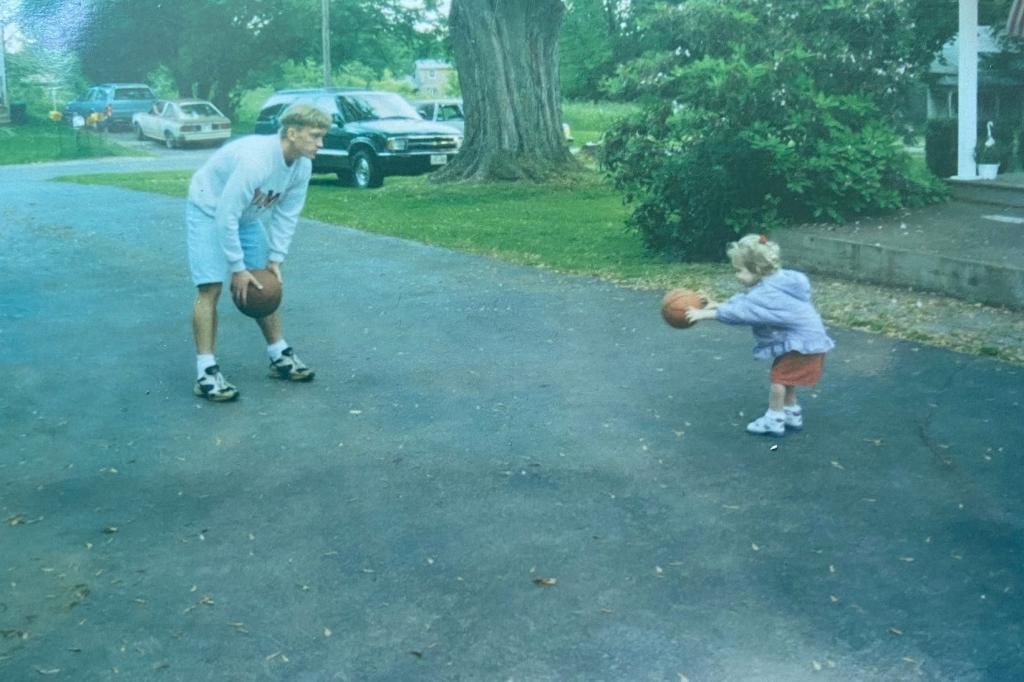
[337,93,418,122]
[114,87,155,100]
[438,103,464,121]
[180,103,222,118]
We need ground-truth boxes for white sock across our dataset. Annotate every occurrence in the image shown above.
[196,354,217,378]
[784,404,802,414]
[267,340,289,361]
[765,409,785,421]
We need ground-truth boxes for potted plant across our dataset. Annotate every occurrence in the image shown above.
[975,141,1004,179]
[975,122,1005,180]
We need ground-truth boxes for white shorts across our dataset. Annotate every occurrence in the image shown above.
[186,202,268,286]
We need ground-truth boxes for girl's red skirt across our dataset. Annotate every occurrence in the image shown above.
[770,351,825,386]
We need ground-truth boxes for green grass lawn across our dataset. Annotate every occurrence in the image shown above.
[62,170,725,292]
[0,121,146,165]
[57,166,1024,365]
[563,101,639,147]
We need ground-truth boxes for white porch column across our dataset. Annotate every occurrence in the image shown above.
[956,0,979,178]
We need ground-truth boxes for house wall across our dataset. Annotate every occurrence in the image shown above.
[415,66,452,97]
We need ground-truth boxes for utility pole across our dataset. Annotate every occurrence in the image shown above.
[0,20,10,125]
[321,0,332,87]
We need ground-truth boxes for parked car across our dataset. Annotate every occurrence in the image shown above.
[413,97,573,142]
[62,83,157,132]
[414,98,465,134]
[132,99,232,148]
[255,88,463,188]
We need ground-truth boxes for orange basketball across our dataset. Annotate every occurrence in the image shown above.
[235,269,282,318]
[661,288,706,329]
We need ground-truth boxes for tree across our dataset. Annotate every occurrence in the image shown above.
[435,0,577,182]
[17,0,441,117]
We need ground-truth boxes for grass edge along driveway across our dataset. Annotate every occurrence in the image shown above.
[59,170,1024,365]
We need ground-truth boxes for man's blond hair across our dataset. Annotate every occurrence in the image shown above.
[279,102,330,136]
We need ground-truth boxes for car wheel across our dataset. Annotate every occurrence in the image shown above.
[135,124,145,141]
[351,150,383,189]
[164,132,177,149]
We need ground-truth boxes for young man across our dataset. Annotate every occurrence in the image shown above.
[187,102,330,401]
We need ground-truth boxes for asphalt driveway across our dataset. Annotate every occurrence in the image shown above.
[1,155,1022,681]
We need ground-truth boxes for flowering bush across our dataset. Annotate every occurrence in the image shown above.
[602,49,946,260]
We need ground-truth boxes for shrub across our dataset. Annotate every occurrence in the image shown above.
[925,118,957,178]
[926,118,1017,177]
[602,54,946,260]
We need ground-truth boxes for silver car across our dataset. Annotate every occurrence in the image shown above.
[414,99,465,134]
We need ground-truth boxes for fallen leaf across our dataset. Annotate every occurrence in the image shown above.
[35,668,61,676]
[751,543,761,551]
[812,660,822,671]
[324,628,332,637]
[8,515,26,527]
[830,461,845,470]
[102,527,118,535]
[889,627,903,636]
[533,577,557,586]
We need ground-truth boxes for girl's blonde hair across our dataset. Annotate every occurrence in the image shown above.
[726,234,781,276]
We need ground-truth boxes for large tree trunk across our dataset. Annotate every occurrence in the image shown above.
[435,0,578,182]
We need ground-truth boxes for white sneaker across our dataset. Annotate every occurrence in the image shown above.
[784,407,803,431]
[269,347,315,382]
[746,412,785,436]
[193,365,239,402]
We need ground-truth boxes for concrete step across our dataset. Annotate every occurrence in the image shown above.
[773,202,1024,310]
[947,176,1024,207]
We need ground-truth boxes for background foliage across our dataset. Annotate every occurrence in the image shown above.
[14,0,445,117]
[599,0,954,260]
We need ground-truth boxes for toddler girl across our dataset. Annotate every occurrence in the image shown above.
[685,234,834,436]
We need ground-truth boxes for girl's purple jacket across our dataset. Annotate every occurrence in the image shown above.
[715,269,836,359]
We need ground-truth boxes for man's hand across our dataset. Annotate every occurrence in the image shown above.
[685,307,717,325]
[266,260,283,284]
[231,270,262,307]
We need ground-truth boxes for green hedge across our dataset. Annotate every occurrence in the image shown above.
[925,117,1018,177]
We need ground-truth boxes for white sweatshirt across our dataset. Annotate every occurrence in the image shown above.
[188,134,313,272]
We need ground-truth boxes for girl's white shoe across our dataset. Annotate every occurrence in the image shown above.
[784,406,803,430]
[746,411,785,436]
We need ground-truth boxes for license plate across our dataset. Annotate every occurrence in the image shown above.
[430,154,448,165]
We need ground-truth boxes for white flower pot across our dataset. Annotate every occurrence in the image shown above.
[978,163,1000,180]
